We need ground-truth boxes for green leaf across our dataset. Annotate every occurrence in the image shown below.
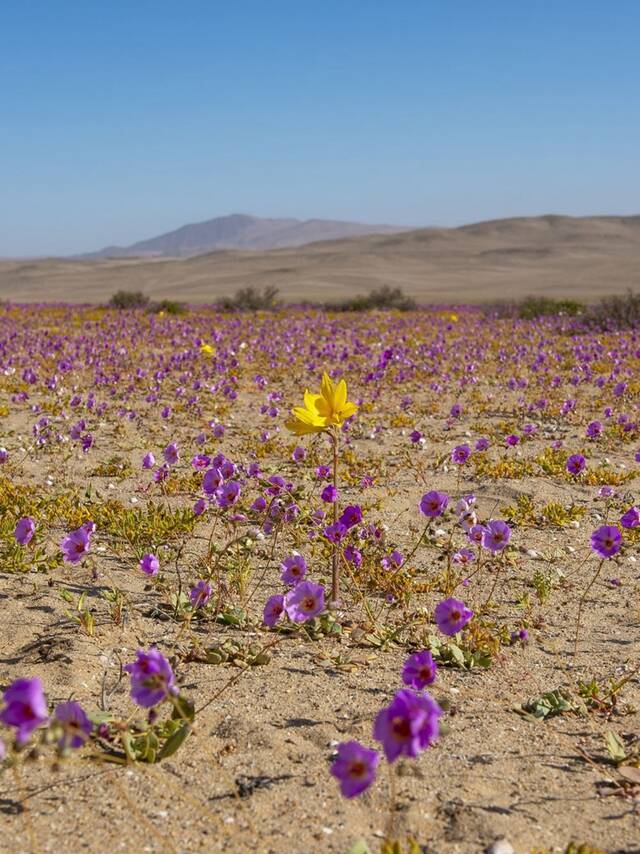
[605,730,627,764]
[171,694,195,722]
[158,723,191,760]
[347,841,371,854]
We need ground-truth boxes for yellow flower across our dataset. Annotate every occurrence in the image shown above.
[200,343,214,356]
[286,372,358,435]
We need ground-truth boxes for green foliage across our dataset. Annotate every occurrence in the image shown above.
[217,285,280,312]
[518,687,587,720]
[324,285,416,312]
[150,299,187,315]
[108,290,150,309]
[482,296,583,319]
[584,289,640,331]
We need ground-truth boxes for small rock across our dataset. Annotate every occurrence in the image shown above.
[486,840,514,854]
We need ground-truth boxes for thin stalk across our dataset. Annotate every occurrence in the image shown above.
[574,558,605,656]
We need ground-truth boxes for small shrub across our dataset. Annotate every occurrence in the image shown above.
[482,296,583,319]
[150,299,186,315]
[108,290,150,310]
[217,286,280,312]
[325,286,416,312]
[583,289,640,331]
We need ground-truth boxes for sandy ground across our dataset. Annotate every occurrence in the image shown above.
[0,307,639,854]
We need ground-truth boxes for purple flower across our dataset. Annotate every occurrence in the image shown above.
[292,446,306,463]
[566,454,586,476]
[203,467,223,494]
[586,420,603,438]
[217,480,241,508]
[0,677,48,744]
[140,553,160,576]
[14,517,35,546]
[381,550,404,571]
[434,597,473,635]
[590,525,622,558]
[193,498,207,516]
[453,547,475,564]
[409,430,423,444]
[620,507,640,529]
[54,701,92,750]
[189,580,212,608]
[263,594,285,627]
[467,524,486,544]
[450,403,462,419]
[475,437,489,451]
[451,444,471,465]
[339,505,363,529]
[419,491,448,518]
[321,484,338,503]
[344,544,363,567]
[481,520,511,553]
[373,688,442,762]
[280,554,307,585]
[323,521,347,543]
[124,648,177,708]
[330,741,380,798]
[163,442,179,466]
[61,523,93,563]
[191,454,211,471]
[402,651,437,689]
[504,434,520,447]
[284,581,325,622]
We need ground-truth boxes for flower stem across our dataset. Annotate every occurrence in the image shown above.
[329,427,340,607]
[573,558,605,656]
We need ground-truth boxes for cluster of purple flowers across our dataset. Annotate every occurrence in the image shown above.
[331,648,444,798]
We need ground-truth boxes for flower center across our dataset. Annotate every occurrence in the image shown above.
[391,715,411,739]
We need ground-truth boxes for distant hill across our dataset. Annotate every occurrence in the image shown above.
[2,214,639,304]
[79,213,408,258]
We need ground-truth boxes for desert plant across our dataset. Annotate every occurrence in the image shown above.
[324,286,416,312]
[217,286,280,312]
[108,290,150,310]
[583,289,640,331]
[150,299,186,315]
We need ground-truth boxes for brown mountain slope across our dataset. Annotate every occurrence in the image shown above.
[1,215,639,304]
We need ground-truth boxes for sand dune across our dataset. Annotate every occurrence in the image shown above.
[1,214,639,304]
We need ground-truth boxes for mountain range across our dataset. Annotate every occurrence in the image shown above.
[1,214,639,304]
[79,213,407,258]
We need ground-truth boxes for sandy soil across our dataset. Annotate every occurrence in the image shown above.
[0,307,638,854]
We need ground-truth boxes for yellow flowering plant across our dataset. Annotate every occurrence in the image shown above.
[286,373,358,605]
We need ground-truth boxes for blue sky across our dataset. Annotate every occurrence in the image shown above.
[1,1,639,255]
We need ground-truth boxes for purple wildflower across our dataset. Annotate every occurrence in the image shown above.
[140,553,160,576]
[263,594,285,627]
[419,491,448,518]
[14,517,35,546]
[284,581,325,622]
[402,651,437,689]
[330,741,379,798]
[280,554,308,585]
[189,580,212,608]
[434,597,473,635]
[124,648,177,708]
[0,678,48,744]
[54,701,92,750]
[590,525,622,558]
[373,688,442,762]
[481,520,511,553]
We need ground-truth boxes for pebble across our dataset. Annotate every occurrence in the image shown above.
[486,840,514,854]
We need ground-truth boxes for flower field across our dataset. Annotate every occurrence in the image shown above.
[0,304,638,853]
